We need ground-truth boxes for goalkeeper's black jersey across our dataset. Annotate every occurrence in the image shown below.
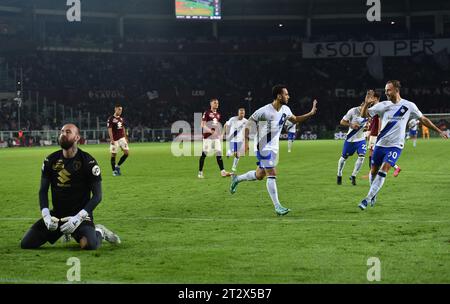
[41,149,102,217]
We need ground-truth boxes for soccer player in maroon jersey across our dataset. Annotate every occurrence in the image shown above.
[198,98,231,178]
[107,105,129,176]
[367,92,381,170]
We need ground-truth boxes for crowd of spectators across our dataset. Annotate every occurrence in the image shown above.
[1,34,449,137]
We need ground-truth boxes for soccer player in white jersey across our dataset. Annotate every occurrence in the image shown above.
[337,102,371,186]
[284,120,297,153]
[408,118,419,147]
[358,81,448,210]
[229,85,318,216]
[224,108,248,172]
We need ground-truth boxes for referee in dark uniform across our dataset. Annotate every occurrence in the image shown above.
[21,124,120,250]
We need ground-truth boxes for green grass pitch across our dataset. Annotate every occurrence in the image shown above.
[0,139,449,283]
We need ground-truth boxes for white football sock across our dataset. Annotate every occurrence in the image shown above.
[232,157,240,170]
[288,140,293,151]
[266,176,281,209]
[367,171,387,200]
[337,157,346,176]
[413,139,416,147]
[352,156,365,177]
[95,228,104,239]
[236,170,257,182]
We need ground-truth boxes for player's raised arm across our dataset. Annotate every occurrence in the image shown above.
[419,115,449,139]
[289,99,318,123]
[360,90,375,118]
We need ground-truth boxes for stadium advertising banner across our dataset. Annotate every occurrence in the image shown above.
[302,39,450,58]
[334,86,450,98]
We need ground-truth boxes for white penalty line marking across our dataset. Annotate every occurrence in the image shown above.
[0,217,449,224]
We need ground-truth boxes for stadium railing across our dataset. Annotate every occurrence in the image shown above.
[0,128,174,148]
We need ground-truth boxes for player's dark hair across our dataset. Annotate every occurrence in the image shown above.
[272,84,287,99]
[210,98,218,103]
[115,104,122,108]
[387,80,401,90]
[373,92,381,99]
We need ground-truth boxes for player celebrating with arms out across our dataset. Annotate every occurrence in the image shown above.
[198,98,231,178]
[358,81,448,210]
[108,104,129,176]
[224,107,248,172]
[21,124,120,250]
[366,93,402,178]
[230,85,318,216]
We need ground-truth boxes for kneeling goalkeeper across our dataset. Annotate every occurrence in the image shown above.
[21,123,120,250]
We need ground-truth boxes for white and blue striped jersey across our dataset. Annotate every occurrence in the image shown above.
[225,116,248,143]
[250,103,293,154]
[368,99,423,149]
[408,119,419,131]
[342,106,368,143]
[285,120,296,133]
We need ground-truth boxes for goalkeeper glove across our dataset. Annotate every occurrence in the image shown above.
[60,209,89,234]
[42,208,59,231]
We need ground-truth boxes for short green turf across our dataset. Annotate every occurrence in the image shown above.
[0,139,449,283]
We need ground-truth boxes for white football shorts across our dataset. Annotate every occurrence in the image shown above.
[110,137,129,154]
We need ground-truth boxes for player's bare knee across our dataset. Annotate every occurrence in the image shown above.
[370,166,379,175]
[265,168,277,177]
[79,236,88,249]
[255,169,265,180]
[124,150,129,156]
[381,163,392,172]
